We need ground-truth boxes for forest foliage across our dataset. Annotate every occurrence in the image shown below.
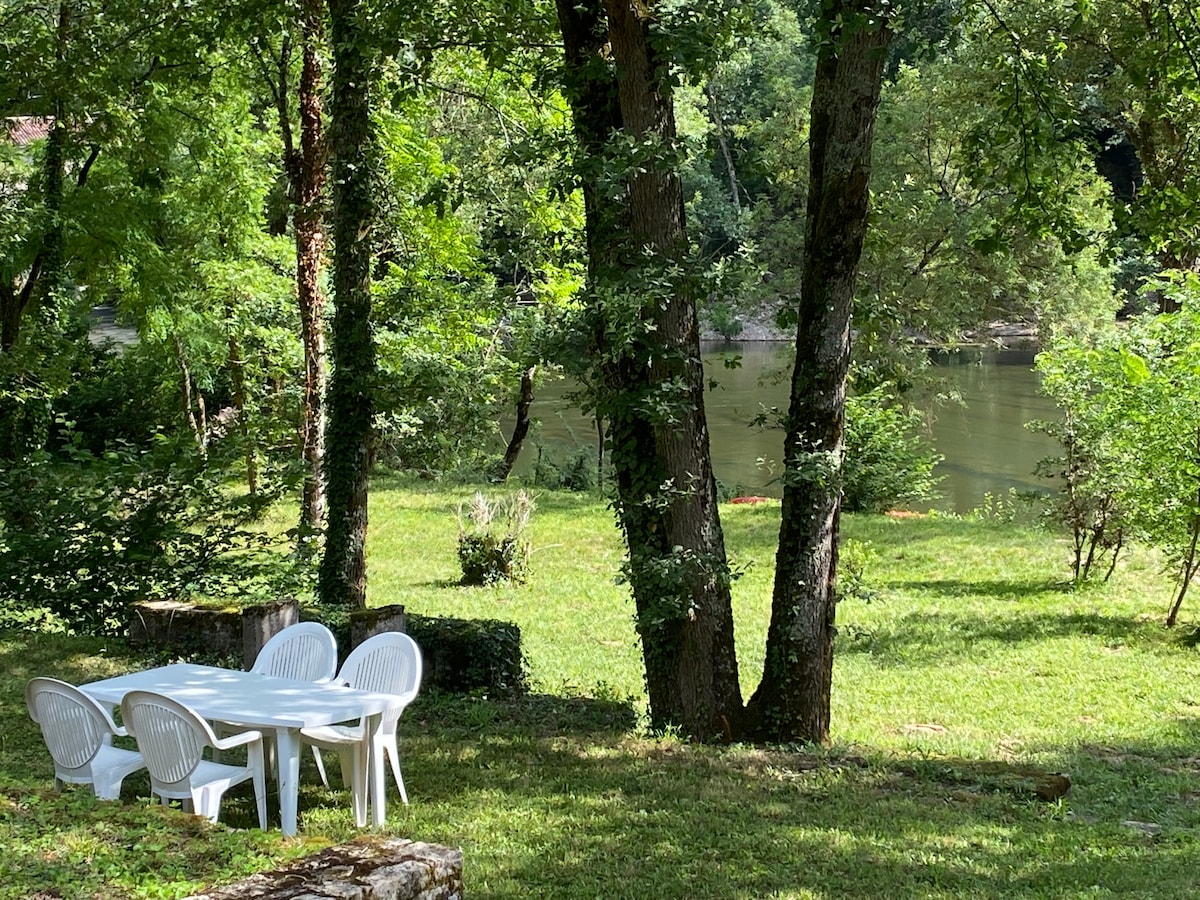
[3,1,1200,647]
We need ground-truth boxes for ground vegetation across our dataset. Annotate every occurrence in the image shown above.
[2,482,1200,897]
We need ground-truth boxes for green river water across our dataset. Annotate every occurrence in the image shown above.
[517,343,1060,514]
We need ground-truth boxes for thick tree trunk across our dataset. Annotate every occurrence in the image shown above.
[318,0,377,610]
[558,0,742,740]
[745,5,891,743]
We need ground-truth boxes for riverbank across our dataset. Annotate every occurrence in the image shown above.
[701,309,1040,349]
[522,343,1056,512]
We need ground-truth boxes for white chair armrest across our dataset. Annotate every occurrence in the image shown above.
[211,729,264,752]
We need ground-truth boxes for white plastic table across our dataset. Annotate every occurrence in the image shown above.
[81,663,402,835]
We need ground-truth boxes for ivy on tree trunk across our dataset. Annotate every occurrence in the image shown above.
[745,2,892,743]
[319,0,378,610]
[293,0,330,548]
[558,0,743,740]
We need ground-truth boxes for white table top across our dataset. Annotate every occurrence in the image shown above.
[81,662,402,730]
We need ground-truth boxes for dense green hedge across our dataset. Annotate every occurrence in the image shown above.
[405,614,528,696]
[310,608,528,696]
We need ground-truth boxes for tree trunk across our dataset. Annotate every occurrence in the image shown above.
[706,83,741,214]
[293,1,329,546]
[4,15,71,351]
[226,305,257,493]
[29,0,72,341]
[175,335,206,451]
[558,0,742,740]
[744,4,891,744]
[494,365,537,482]
[318,0,378,610]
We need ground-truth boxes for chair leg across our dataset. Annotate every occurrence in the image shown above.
[245,740,267,829]
[336,747,356,791]
[383,737,408,805]
[350,741,368,828]
[311,746,330,788]
[252,766,267,828]
[92,777,119,801]
[192,785,222,823]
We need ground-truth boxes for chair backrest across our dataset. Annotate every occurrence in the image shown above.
[338,632,423,707]
[26,677,117,772]
[120,690,218,787]
[250,621,338,682]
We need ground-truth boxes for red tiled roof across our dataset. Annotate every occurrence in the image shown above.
[4,117,54,146]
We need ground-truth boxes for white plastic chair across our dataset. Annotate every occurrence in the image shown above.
[25,677,145,800]
[302,631,422,809]
[250,621,338,682]
[232,621,338,772]
[120,689,267,828]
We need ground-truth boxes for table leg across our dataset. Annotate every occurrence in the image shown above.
[366,712,386,827]
[351,735,369,828]
[275,727,301,837]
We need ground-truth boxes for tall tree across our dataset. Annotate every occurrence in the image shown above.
[556,0,743,740]
[745,0,893,743]
[294,9,329,546]
[253,2,330,549]
[318,0,379,609]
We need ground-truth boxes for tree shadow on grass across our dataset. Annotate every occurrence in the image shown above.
[420,578,466,588]
[881,577,1067,600]
[388,729,1200,899]
[8,629,1200,898]
[839,609,1151,665]
[405,691,640,741]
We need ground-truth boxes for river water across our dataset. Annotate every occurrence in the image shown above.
[520,343,1060,514]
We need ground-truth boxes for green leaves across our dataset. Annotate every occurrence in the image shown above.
[1119,348,1150,384]
[1037,279,1200,617]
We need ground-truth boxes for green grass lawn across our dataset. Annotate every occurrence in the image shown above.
[5,475,1200,898]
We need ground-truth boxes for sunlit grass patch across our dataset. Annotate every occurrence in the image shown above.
[5,479,1200,897]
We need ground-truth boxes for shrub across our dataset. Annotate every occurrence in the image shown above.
[405,614,528,696]
[704,301,745,342]
[456,490,534,585]
[533,444,597,492]
[309,610,528,696]
[842,390,943,512]
[52,345,184,453]
[1033,285,1200,624]
[0,433,306,637]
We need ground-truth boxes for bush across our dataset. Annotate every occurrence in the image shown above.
[0,433,306,636]
[533,444,597,492]
[52,345,185,453]
[456,490,534,585]
[704,301,745,341]
[842,390,943,512]
[405,614,528,696]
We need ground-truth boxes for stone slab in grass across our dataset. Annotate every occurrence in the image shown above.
[184,838,463,900]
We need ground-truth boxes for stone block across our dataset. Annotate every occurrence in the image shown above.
[183,838,463,900]
[128,601,242,658]
[128,599,300,667]
[349,605,407,651]
[242,599,300,669]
